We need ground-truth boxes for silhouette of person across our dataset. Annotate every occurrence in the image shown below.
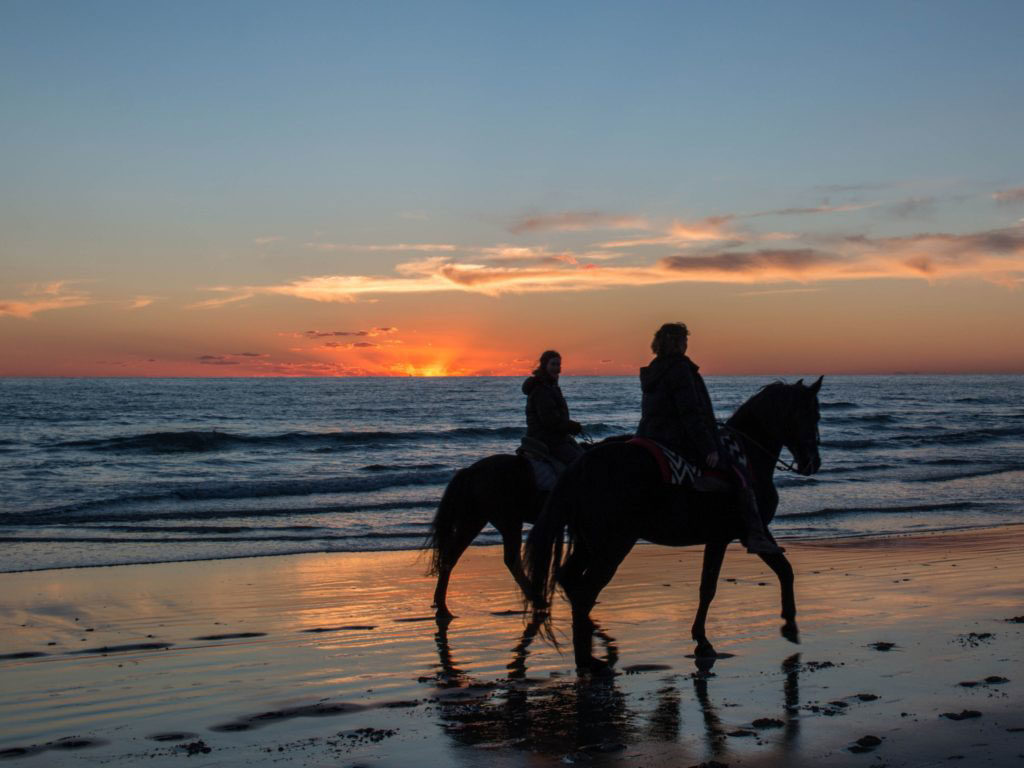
[522,350,584,467]
[636,322,782,554]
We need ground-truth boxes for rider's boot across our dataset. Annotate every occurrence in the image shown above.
[738,488,784,555]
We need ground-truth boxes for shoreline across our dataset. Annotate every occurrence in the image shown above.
[4,521,1023,576]
[2,525,1022,766]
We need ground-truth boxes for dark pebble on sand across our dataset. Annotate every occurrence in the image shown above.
[984,676,1009,684]
[856,735,883,747]
[752,718,784,729]
[959,681,979,687]
[1005,616,1024,623]
[857,693,879,701]
[689,761,729,768]
[192,632,266,641]
[942,710,982,721]
[869,642,896,651]
[727,729,754,737]
[148,732,197,742]
[183,740,212,755]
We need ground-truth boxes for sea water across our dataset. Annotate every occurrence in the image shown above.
[1,375,1021,572]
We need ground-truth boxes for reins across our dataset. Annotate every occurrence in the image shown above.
[719,423,801,473]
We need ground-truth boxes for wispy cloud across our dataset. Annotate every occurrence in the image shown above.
[196,223,1024,305]
[508,211,648,234]
[0,281,93,319]
[252,236,284,245]
[748,202,878,217]
[197,355,241,365]
[993,187,1024,204]
[127,295,159,309]
[598,216,738,248]
[304,242,457,253]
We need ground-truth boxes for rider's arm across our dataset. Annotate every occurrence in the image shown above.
[668,365,718,460]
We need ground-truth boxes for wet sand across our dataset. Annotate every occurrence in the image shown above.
[1,526,1022,766]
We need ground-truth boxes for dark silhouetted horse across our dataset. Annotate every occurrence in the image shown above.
[426,436,630,618]
[525,378,823,673]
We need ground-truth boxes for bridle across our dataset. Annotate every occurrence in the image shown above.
[720,422,819,474]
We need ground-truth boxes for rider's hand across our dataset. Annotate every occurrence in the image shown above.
[568,419,583,435]
[705,450,720,468]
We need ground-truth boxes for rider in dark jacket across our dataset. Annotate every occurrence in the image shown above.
[637,323,782,555]
[522,350,584,467]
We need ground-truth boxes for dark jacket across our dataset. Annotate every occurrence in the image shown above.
[522,371,580,450]
[636,354,718,464]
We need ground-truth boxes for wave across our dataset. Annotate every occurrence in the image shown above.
[907,465,1024,483]
[52,427,526,454]
[360,463,449,473]
[1,496,443,527]
[820,401,858,410]
[828,413,898,426]
[893,425,1024,447]
[778,501,980,522]
[822,439,878,449]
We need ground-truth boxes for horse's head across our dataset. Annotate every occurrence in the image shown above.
[784,376,823,476]
[730,376,823,476]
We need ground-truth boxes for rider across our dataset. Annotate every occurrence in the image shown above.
[522,350,584,467]
[635,322,782,555]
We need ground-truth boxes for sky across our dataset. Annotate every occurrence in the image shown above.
[2,0,1023,376]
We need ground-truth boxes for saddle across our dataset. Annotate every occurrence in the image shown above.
[516,436,564,492]
[628,434,748,492]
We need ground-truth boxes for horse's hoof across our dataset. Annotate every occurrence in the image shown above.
[694,641,717,659]
[434,608,455,622]
[781,622,800,644]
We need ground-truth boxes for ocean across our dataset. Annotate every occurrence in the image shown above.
[1,375,1022,573]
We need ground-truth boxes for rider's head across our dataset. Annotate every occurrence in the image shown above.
[651,323,689,357]
[538,350,562,379]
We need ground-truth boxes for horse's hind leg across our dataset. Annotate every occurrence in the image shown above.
[433,516,487,620]
[496,521,544,610]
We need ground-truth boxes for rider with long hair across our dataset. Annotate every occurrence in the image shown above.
[636,322,782,554]
[522,350,584,467]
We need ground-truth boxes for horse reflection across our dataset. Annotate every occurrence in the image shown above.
[429,621,802,761]
[431,618,634,753]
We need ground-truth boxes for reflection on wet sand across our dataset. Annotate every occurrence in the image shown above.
[429,618,804,761]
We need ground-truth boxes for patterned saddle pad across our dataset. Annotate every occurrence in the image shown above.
[629,432,749,488]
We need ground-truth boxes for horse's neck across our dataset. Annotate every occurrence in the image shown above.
[729,409,781,484]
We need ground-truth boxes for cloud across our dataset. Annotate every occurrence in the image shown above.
[232,352,267,357]
[749,202,878,217]
[128,295,158,309]
[324,341,378,348]
[888,197,936,218]
[304,242,457,253]
[661,249,835,275]
[303,327,397,338]
[598,216,739,248]
[0,281,93,319]
[508,211,648,234]
[198,355,241,365]
[197,223,1024,305]
[993,187,1024,204]
[252,236,284,245]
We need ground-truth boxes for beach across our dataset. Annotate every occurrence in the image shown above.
[1,526,1022,766]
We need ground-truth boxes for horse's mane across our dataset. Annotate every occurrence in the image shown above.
[726,379,806,428]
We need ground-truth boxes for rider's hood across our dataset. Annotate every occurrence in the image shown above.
[639,354,696,392]
[522,371,556,395]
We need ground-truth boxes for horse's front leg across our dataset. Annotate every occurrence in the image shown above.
[758,551,799,644]
[691,540,729,658]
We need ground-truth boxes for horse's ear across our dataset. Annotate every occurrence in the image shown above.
[809,375,823,393]
[795,378,804,386]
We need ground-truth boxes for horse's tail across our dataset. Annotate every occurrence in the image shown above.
[425,468,474,576]
[524,458,581,610]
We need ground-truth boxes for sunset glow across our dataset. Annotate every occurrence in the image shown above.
[2,3,1023,376]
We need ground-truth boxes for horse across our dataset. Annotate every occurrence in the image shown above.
[425,453,541,619]
[524,377,823,673]
[426,436,631,619]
